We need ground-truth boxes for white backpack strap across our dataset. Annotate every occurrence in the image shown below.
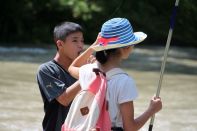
[106,68,128,127]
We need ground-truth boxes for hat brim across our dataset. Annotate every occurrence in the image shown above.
[92,32,147,52]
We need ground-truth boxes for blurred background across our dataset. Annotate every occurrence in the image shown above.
[0,0,197,131]
[0,0,196,47]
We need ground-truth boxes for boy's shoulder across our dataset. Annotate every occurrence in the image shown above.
[38,60,54,70]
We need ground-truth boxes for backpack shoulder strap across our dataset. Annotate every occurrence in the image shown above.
[93,68,106,76]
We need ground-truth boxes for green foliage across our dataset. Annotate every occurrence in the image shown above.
[175,0,197,45]
[59,0,101,20]
[0,0,196,46]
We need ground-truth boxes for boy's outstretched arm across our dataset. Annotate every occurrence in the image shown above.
[68,34,99,79]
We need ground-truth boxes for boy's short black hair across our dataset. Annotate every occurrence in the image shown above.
[53,22,83,43]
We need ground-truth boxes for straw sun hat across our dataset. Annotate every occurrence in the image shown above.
[92,18,147,52]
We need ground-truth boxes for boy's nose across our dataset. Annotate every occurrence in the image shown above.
[78,42,84,49]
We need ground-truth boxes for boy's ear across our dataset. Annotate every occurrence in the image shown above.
[56,40,63,49]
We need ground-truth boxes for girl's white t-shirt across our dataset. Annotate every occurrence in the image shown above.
[79,63,138,127]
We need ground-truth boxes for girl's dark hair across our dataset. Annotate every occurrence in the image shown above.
[53,22,83,43]
[95,48,118,64]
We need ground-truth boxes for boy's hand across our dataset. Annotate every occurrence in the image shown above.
[87,55,96,64]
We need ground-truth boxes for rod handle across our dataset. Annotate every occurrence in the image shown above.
[148,124,153,131]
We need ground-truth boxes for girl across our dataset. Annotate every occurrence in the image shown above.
[68,18,162,131]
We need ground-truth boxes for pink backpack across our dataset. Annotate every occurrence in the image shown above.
[62,68,111,131]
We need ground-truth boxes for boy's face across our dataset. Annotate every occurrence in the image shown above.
[61,31,84,60]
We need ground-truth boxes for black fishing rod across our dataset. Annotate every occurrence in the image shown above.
[148,0,180,131]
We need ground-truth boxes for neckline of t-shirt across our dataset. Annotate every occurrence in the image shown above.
[51,60,69,74]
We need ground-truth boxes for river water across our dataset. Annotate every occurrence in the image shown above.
[0,46,196,131]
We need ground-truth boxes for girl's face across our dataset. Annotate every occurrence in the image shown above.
[120,46,134,59]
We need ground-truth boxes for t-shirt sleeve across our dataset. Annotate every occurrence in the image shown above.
[117,76,138,104]
[37,66,66,102]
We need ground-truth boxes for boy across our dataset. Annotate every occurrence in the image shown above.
[36,22,84,131]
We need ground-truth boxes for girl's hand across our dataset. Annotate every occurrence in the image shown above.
[148,95,162,115]
[91,33,101,47]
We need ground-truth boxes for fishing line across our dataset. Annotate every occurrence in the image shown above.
[108,0,126,19]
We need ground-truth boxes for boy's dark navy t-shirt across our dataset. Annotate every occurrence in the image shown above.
[37,60,76,131]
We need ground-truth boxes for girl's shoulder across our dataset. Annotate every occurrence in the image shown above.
[106,68,128,79]
[106,68,135,85]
